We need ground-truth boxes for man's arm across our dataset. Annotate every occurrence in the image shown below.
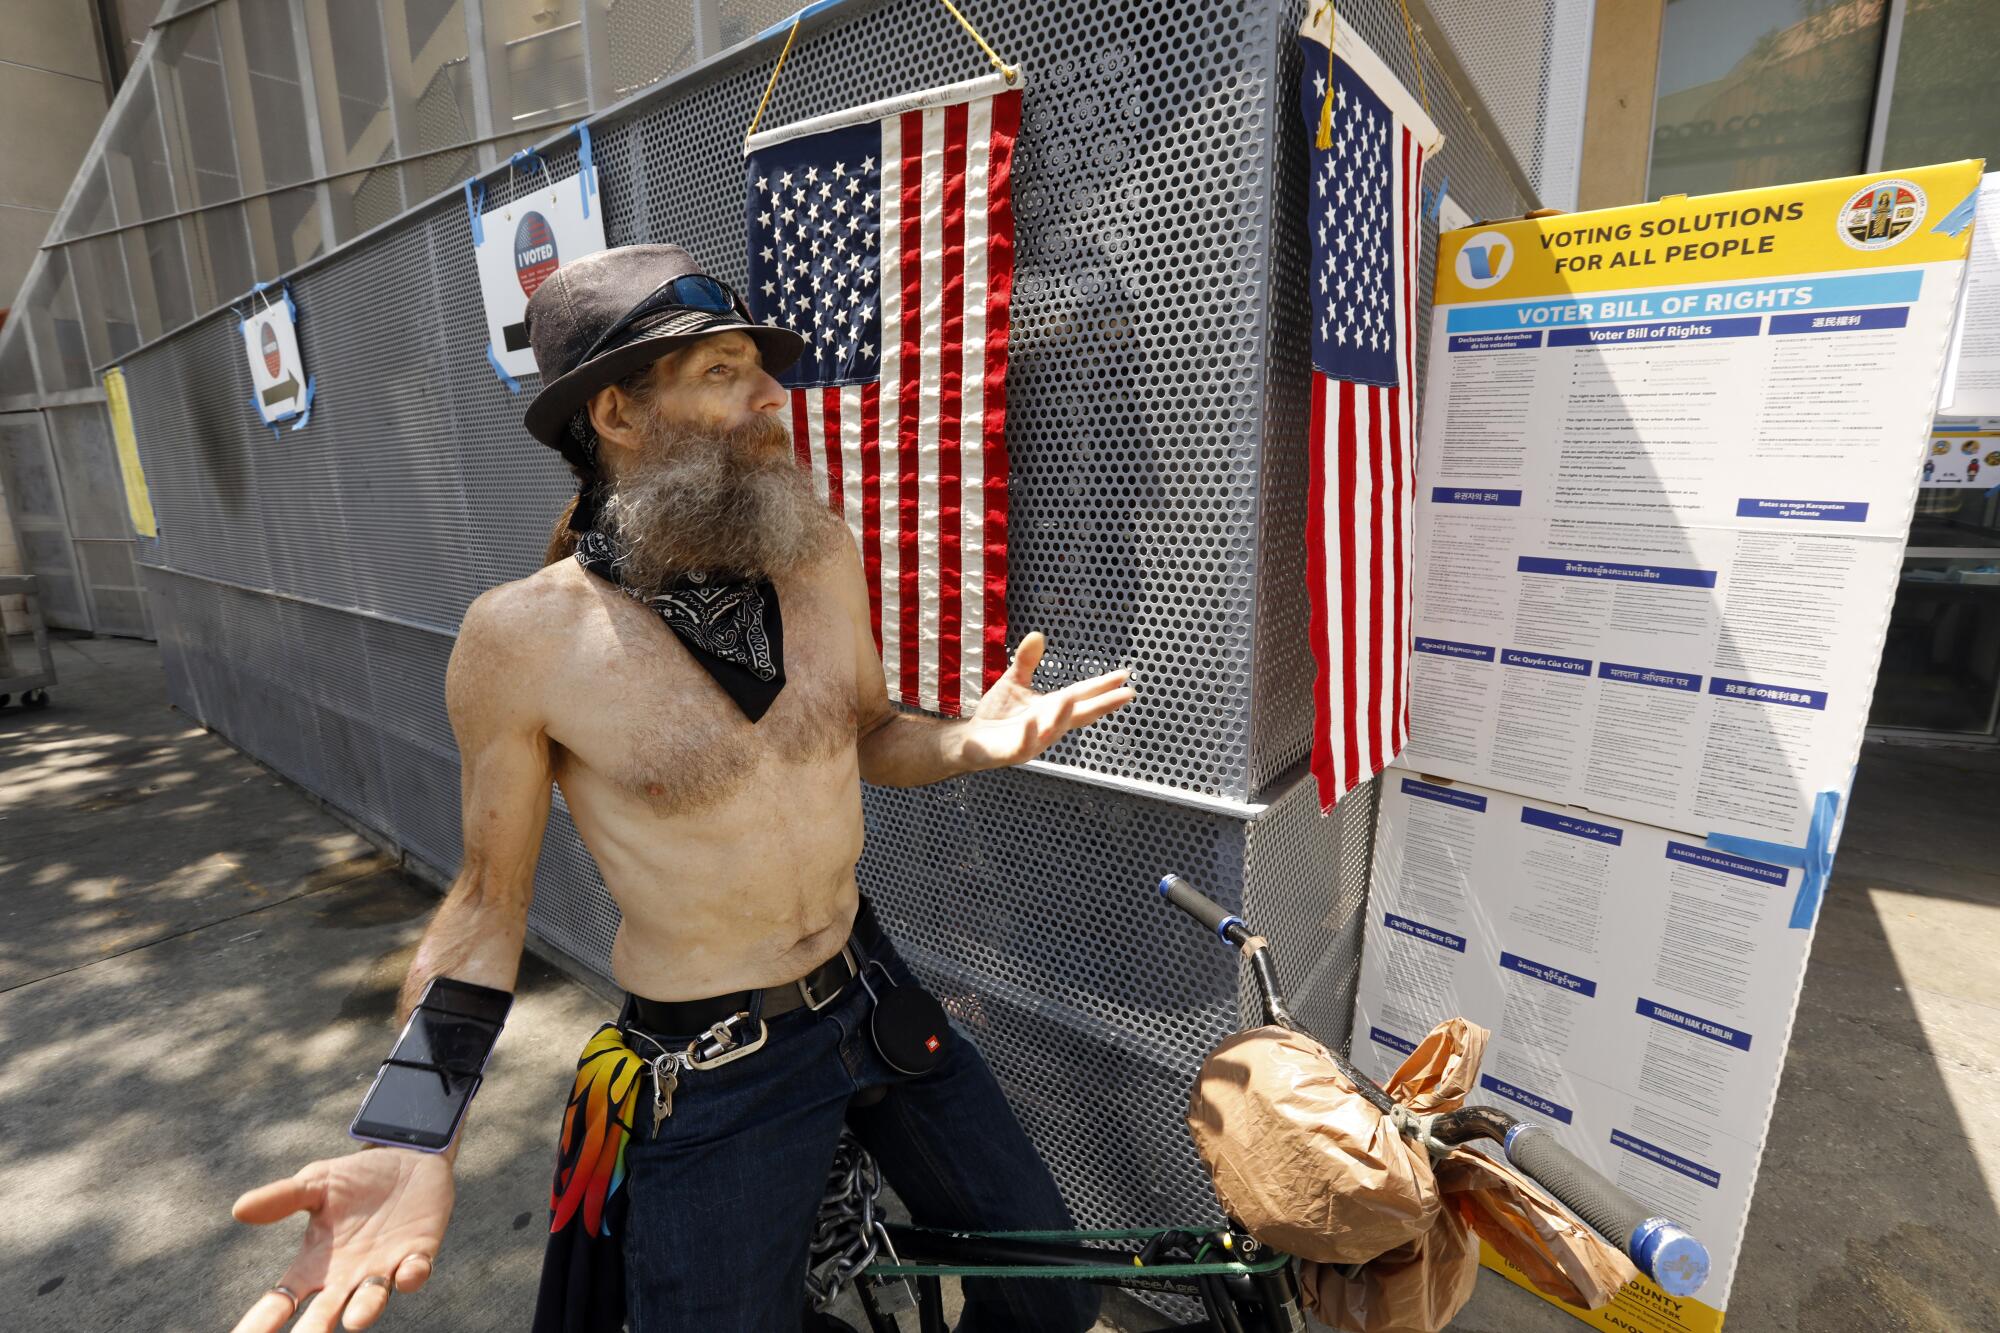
[226,582,560,1333]
[400,595,555,1019]
[832,538,1135,787]
[398,583,559,1158]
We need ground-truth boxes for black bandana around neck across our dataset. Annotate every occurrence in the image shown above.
[573,529,786,722]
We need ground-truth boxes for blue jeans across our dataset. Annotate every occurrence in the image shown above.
[618,928,1101,1333]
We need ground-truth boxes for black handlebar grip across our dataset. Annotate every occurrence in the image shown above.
[1504,1125,1710,1297]
[1156,875,1243,942]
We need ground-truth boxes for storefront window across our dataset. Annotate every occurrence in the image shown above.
[1870,555,2000,734]
[1879,0,2000,168]
[1648,0,1886,199]
[1912,474,2000,550]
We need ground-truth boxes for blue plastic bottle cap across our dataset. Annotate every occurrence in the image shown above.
[1630,1218,1710,1298]
[1651,1231,1710,1297]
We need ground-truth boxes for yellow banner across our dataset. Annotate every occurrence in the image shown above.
[101,367,157,538]
[1436,161,1983,305]
[1481,1244,1726,1333]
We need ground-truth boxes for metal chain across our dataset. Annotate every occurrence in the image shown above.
[805,1131,893,1311]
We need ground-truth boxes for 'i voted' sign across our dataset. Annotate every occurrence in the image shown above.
[241,284,312,430]
[472,157,605,384]
[514,212,560,296]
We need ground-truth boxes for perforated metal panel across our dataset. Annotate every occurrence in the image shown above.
[0,412,91,631]
[1426,0,1593,212]
[1243,771,1380,1051]
[45,405,128,541]
[115,0,1540,1265]
[0,322,36,402]
[76,540,153,638]
[603,0,700,99]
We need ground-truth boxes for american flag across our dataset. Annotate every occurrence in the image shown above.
[744,75,1020,716]
[1298,10,1440,812]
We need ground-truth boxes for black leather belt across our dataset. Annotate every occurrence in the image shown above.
[626,899,884,1036]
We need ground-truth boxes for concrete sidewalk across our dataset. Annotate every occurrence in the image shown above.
[2,636,1997,1331]
[0,637,612,1332]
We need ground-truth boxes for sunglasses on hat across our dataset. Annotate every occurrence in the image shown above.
[578,273,750,365]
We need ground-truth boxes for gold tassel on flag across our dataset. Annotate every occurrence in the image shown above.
[1314,3,1336,149]
[1314,0,1430,150]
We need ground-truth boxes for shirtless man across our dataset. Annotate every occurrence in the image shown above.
[228,246,1132,1333]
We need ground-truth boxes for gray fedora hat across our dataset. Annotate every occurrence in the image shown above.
[521,244,805,464]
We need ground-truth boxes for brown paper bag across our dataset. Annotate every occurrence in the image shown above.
[1187,1026,1439,1264]
[1439,1150,1638,1309]
[1193,1017,1637,1332]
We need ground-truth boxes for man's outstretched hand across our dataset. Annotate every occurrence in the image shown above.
[229,1147,453,1332]
[959,632,1137,770]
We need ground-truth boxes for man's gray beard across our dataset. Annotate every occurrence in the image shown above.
[599,412,839,592]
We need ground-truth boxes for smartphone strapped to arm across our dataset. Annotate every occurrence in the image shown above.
[350,977,515,1153]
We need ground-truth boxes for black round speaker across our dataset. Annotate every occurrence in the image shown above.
[869,984,952,1075]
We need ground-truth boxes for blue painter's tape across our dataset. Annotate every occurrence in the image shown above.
[1792,789,1840,928]
[576,122,596,218]
[1704,789,1841,928]
[1931,189,1978,237]
[486,342,522,393]
[283,285,298,325]
[463,179,485,245]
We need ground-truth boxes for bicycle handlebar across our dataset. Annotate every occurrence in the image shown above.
[1157,875,1308,1037]
[1155,872,1711,1300]
[1157,874,1243,942]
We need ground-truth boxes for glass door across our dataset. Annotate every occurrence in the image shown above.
[1869,481,2000,740]
[1865,0,2000,740]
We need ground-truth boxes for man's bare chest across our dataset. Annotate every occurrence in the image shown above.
[551,587,862,813]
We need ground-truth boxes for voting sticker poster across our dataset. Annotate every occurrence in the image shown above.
[473,164,606,381]
[241,285,312,429]
[1351,775,1818,1330]
[1400,161,1983,849]
[1924,426,2000,488]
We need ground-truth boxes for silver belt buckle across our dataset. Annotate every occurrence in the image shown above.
[796,944,858,1012]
